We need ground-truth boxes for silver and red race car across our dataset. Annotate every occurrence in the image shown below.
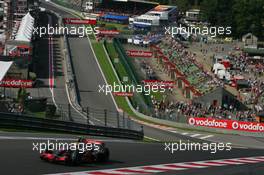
[40,138,110,165]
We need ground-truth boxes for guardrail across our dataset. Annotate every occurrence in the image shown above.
[0,112,144,140]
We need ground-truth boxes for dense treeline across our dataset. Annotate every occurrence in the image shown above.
[153,0,264,39]
[200,0,264,39]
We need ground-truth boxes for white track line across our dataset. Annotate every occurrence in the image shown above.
[200,135,214,139]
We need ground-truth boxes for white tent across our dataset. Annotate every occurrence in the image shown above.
[133,39,141,45]
[15,13,35,42]
[127,38,133,43]
[143,40,149,45]
[213,63,226,74]
[0,61,13,81]
[217,69,231,80]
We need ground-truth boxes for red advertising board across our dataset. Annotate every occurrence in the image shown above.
[97,30,120,35]
[188,117,264,132]
[63,18,97,25]
[0,79,33,88]
[112,92,133,97]
[142,80,175,88]
[126,50,153,58]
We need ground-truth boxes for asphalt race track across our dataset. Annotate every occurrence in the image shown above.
[67,32,117,111]
[1,132,264,175]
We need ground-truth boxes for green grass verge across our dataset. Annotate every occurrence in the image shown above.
[25,111,46,118]
[105,42,130,84]
[91,42,133,113]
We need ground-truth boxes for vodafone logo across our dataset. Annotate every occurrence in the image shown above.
[232,121,239,129]
[188,117,227,128]
[232,122,264,131]
[188,118,195,125]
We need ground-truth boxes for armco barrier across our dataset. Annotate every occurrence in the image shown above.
[126,97,264,138]
[0,113,144,140]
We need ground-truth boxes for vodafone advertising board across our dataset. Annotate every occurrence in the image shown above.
[97,30,120,35]
[142,80,175,88]
[0,79,33,88]
[112,92,133,97]
[188,117,264,132]
[63,18,97,25]
[126,50,153,58]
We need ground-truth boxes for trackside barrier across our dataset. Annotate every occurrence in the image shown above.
[188,117,264,133]
[0,112,144,140]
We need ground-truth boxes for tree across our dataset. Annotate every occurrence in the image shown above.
[200,0,264,39]
[200,0,218,24]
[170,0,191,12]
[233,0,264,38]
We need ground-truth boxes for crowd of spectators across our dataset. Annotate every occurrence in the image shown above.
[7,103,24,114]
[246,80,264,110]
[225,52,264,109]
[151,95,256,122]
[140,61,156,80]
[227,52,264,77]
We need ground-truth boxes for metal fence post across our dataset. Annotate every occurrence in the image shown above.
[128,116,131,129]
[86,107,89,125]
[123,111,125,128]
[59,105,63,120]
[104,109,107,126]
[68,104,72,121]
[117,111,120,128]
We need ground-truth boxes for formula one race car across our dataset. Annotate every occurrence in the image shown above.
[40,138,110,165]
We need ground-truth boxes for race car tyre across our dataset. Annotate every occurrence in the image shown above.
[70,150,81,165]
[97,148,110,162]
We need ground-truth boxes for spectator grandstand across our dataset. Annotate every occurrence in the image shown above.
[152,35,223,96]
[147,34,264,123]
